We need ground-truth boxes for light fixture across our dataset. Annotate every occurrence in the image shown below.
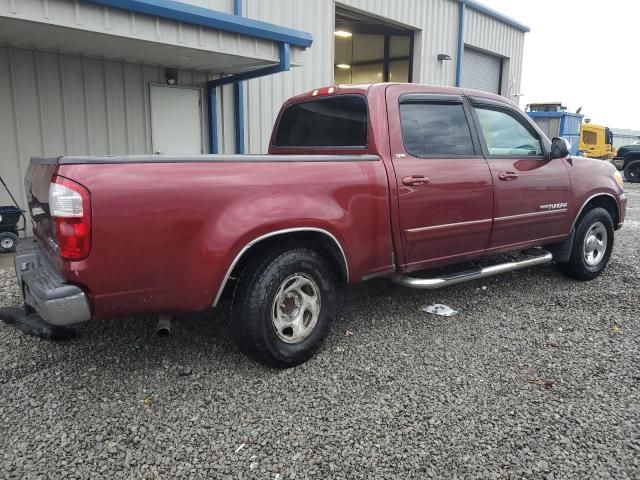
[165,67,178,85]
[336,64,351,69]
[437,54,452,61]
[334,30,353,38]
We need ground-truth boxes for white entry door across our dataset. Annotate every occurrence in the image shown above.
[150,85,203,154]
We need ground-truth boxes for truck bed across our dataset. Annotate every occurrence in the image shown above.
[26,154,394,320]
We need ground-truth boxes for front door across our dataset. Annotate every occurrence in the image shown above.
[469,99,572,253]
[386,87,494,272]
[150,85,203,155]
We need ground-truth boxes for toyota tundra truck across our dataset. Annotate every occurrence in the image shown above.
[15,83,627,367]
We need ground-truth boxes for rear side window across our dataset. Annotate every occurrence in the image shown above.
[274,96,367,148]
[399,103,475,156]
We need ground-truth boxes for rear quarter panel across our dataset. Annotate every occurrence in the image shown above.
[56,160,392,319]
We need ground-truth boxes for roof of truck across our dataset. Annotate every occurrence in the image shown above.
[286,83,515,108]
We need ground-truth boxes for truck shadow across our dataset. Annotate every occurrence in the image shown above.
[1,257,605,382]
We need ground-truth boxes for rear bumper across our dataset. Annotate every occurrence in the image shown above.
[612,157,625,171]
[14,240,91,326]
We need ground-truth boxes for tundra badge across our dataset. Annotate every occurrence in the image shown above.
[539,202,568,210]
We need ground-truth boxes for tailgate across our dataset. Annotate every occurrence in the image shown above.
[24,159,58,252]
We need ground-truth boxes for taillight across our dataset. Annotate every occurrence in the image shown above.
[49,176,91,261]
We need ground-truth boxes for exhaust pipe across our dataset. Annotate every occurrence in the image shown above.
[156,315,172,337]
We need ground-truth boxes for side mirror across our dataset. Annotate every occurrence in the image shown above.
[550,137,571,159]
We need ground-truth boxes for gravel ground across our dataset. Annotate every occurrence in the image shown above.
[1,185,639,480]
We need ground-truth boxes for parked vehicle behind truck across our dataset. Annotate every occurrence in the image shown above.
[580,122,616,159]
[613,144,640,182]
[15,83,627,367]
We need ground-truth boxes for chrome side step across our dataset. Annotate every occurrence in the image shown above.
[391,250,553,290]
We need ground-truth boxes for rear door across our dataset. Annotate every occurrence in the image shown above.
[469,98,571,253]
[386,86,494,272]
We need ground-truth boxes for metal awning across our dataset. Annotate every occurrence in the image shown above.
[0,0,310,73]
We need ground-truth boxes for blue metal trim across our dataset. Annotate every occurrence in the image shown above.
[208,85,218,153]
[527,112,565,118]
[208,43,290,153]
[208,43,291,88]
[455,2,465,87]
[83,0,313,48]
[233,0,245,154]
[460,1,530,33]
[234,83,245,153]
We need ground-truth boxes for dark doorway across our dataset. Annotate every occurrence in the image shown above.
[334,7,415,84]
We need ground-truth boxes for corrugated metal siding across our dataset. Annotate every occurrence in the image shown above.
[177,0,233,12]
[0,45,211,215]
[243,0,334,153]
[464,6,525,101]
[0,0,282,69]
[613,135,640,149]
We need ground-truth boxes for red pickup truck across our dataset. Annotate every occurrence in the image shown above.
[16,83,627,367]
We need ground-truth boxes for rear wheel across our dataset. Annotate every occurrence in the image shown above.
[0,232,18,253]
[624,159,640,182]
[232,248,336,368]
[558,207,614,280]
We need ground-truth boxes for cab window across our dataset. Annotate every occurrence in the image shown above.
[474,107,543,156]
[273,95,367,148]
[399,102,475,157]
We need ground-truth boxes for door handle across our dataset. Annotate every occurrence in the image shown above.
[402,175,431,187]
[498,171,519,181]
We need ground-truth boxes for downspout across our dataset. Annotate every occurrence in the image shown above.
[206,43,291,154]
[455,1,465,87]
[233,0,245,153]
[208,85,218,153]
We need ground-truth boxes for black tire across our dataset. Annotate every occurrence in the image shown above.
[0,232,18,253]
[558,207,614,281]
[624,159,640,183]
[232,248,336,368]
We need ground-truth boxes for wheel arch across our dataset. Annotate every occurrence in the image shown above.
[213,228,349,306]
[571,193,620,231]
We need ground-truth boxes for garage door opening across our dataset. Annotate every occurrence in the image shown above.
[334,7,414,85]
[461,46,504,95]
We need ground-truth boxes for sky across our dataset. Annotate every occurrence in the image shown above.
[478,0,640,130]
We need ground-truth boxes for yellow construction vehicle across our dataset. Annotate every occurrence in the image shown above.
[579,122,616,159]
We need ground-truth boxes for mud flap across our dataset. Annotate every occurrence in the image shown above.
[546,229,576,263]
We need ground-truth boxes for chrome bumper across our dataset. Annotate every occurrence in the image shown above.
[14,240,91,326]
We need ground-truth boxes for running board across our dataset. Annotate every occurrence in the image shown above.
[391,251,553,290]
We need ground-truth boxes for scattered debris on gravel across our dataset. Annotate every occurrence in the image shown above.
[1,185,639,479]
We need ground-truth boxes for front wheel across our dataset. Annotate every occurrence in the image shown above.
[232,248,336,368]
[624,160,640,183]
[558,207,614,280]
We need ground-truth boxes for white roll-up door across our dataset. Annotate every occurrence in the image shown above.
[461,47,502,95]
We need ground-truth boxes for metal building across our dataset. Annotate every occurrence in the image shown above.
[0,0,528,219]
[611,128,640,149]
